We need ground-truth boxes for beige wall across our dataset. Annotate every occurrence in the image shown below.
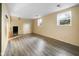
[23,19,32,34]
[10,16,32,35]
[2,4,10,55]
[33,6,79,47]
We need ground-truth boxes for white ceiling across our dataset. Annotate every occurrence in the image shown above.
[6,3,78,19]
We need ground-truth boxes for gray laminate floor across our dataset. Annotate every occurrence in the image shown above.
[4,34,79,56]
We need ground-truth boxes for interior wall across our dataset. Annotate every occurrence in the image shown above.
[2,4,10,55]
[0,3,1,55]
[33,5,79,47]
[23,19,32,34]
[10,16,32,36]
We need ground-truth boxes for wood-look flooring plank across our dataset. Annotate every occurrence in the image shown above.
[4,34,79,56]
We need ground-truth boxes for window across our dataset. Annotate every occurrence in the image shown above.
[37,18,42,26]
[57,11,72,26]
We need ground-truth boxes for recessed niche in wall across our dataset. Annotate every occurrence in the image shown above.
[57,11,72,26]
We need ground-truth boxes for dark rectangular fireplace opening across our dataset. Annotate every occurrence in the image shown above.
[13,26,18,36]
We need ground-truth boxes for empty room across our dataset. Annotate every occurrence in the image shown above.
[1,3,79,56]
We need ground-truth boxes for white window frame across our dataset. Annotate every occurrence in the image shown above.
[37,18,43,27]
